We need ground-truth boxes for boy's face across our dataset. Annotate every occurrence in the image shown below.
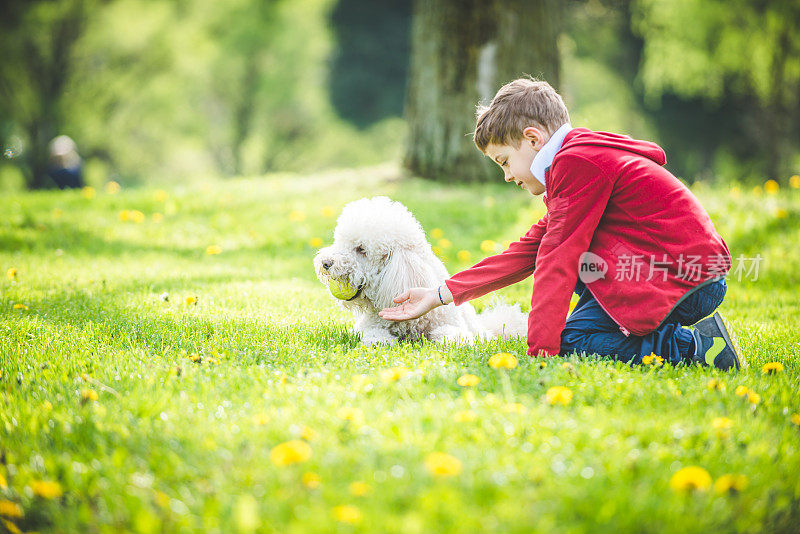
[485,126,548,196]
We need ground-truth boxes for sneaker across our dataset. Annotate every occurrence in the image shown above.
[690,312,745,371]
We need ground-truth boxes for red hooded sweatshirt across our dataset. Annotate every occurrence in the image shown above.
[444,128,731,357]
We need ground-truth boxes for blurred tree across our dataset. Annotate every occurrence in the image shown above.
[328,0,412,127]
[633,0,800,181]
[203,0,281,175]
[404,0,562,182]
[0,0,95,189]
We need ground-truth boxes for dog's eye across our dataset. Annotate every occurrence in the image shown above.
[355,245,366,255]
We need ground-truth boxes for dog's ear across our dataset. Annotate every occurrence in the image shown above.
[372,247,438,311]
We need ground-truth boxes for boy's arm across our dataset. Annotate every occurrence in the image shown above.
[527,154,613,357]
[444,211,550,304]
[382,215,549,322]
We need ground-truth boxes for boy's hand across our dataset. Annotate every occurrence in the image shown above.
[379,287,441,321]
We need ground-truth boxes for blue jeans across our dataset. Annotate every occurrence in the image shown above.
[560,277,727,364]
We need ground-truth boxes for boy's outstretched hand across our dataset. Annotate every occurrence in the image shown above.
[378,287,441,321]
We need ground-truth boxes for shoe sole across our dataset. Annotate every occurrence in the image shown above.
[695,312,745,370]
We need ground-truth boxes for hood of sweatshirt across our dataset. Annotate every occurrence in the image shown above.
[558,128,667,166]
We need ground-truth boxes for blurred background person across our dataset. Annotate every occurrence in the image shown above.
[47,135,84,189]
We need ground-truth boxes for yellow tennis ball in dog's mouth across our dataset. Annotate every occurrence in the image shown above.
[329,279,359,300]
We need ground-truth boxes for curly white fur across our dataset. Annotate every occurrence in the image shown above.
[313,196,527,345]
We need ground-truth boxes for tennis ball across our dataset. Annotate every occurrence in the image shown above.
[329,279,359,300]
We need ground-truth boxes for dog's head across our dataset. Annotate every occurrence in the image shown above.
[313,196,440,310]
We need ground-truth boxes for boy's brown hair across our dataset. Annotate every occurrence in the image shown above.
[474,78,570,153]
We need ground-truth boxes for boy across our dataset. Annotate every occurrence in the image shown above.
[379,78,743,370]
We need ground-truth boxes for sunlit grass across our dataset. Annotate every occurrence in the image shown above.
[1,165,799,532]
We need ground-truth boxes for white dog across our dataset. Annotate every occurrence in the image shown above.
[313,196,527,345]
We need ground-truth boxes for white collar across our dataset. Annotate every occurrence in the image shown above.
[530,123,572,192]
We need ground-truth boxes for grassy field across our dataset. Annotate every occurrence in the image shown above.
[1,165,799,533]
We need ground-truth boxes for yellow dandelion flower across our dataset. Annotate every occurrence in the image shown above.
[12,304,28,310]
[2,518,22,534]
[118,210,130,222]
[734,385,749,397]
[151,213,163,223]
[104,181,121,194]
[453,410,477,423]
[504,402,527,414]
[431,246,444,257]
[301,472,321,489]
[730,186,741,197]
[189,353,202,363]
[289,210,306,222]
[336,406,364,424]
[712,417,733,430]
[154,189,168,202]
[6,268,17,280]
[309,237,324,248]
[81,186,96,199]
[332,505,362,524]
[489,352,518,369]
[562,362,575,371]
[752,185,763,196]
[130,210,145,223]
[270,440,312,466]
[430,228,444,239]
[349,481,371,497]
[438,238,452,249]
[669,466,712,492]
[642,354,654,365]
[425,452,463,477]
[746,391,760,405]
[790,175,800,189]
[536,360,547,369]
[205,245,222,255]
[714,474,748,495]
[546,386,573,406]
[299,426,315,441]
[764,179,779,194]
[0,473,7,489]
[775,208,788,219]
[480,240,497,253]
[252,413,270,425]
[80,389,98,402]
[707,378,726,392]
[457,374,480,387]
[790,413,800,426]
[31,480,63,499]
[380,366,411,383]
[321,206,336,218]
[185,296,197,305]
[761,361,784,374]
[0,500,23,518]
[456,250,471,262]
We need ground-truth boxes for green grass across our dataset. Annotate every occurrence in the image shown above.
[1,166,799,533]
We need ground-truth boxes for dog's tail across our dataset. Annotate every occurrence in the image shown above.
[476,301,528,339]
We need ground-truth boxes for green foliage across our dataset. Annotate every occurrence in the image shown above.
[1,169,800,531]
[1,0,406,189]
[329,0,411,127]
[631,0,800,180]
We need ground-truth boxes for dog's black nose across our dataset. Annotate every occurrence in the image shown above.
[322,259,333,270]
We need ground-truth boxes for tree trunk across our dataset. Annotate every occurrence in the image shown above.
[404,0,561,182]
